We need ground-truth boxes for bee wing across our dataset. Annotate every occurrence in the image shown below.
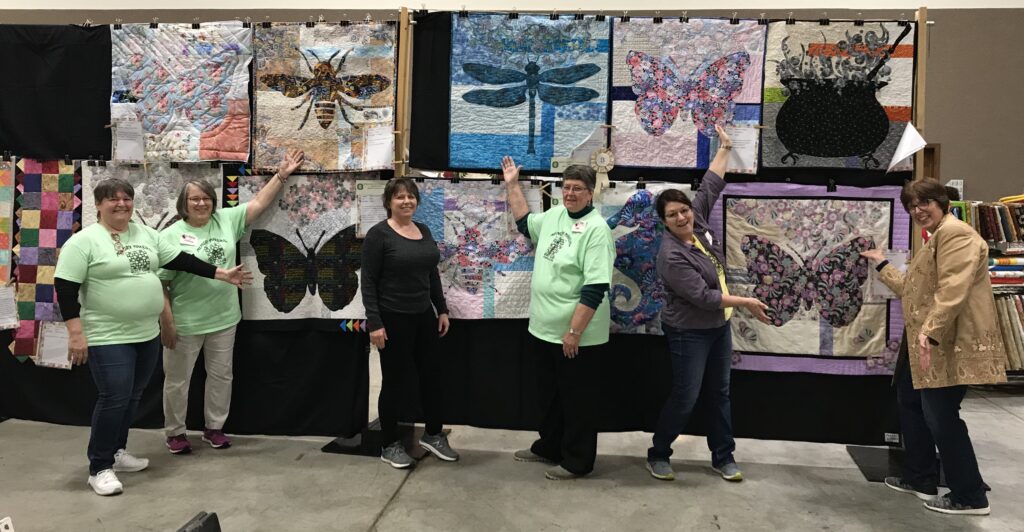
[259,74,314,98]
[625,50,685,136]
[684,51,751,136]
[334,74,391,100]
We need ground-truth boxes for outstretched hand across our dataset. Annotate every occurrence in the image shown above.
[501,156,522,184]
[278,148,305,180]
[217,265,254,288]
[859,249,886,264]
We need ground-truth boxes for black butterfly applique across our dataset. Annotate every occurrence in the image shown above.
[249,226,362,313]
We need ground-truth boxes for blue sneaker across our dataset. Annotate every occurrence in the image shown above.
[712,462,743,482]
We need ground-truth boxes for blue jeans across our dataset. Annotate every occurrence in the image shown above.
[648,323,736,468]
[86,337,161,474]
[895,348,988,507]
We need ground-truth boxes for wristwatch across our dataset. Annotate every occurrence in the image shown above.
[568,328,582,337]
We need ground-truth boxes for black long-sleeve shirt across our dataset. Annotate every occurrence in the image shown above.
[360,220,449,331]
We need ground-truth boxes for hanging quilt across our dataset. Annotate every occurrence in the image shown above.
[110,22,252,162]
[449,14,610,171]
[81,163,222,230]
[412,180,538,319]
[0,25,112,160]
[0,159,14,282]
[707,182,910,375]
[11,159,82,358]
[253,23,396,172]
[553,182,694,334]
[611,18,766,169]
[762,22,915,169]
[229,165,370,322]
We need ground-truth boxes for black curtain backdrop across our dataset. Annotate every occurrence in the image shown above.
[0,326,369,437]
[0,25,112,160]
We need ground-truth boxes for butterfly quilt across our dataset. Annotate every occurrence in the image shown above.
[449,14,610,171]
[231,165,371,322]
[611,18,766,169]
[708,182,910,375]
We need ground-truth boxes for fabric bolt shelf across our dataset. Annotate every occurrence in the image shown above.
[761,22,915,170]
[447,14,610,171]
[253,23,396,172]
[229,165,372,326]
[610,18,766,169]
[80,163,221,230]
[0,25,112,160]
[411,180,539,319]
[11,159,82,358]
[707,182,911,376]
[110,22,252,162]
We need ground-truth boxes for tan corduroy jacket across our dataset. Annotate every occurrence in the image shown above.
[878,214,1007,389]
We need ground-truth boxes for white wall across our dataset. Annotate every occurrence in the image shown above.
[10,0,1024,11]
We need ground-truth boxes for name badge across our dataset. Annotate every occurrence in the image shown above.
[704,231,714,246]
[571,221,587,233]
[180,233,199,246]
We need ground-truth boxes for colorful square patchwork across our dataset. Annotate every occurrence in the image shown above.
[16,247,37,265]
[36,265,55,284]
[41,192,59,210]
[57,210,74,229]
[19,228,38,247]
[39,210,58,229]
[38,229,57,248]
[20,210,40,228]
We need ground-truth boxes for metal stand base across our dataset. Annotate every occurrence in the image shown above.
[846,445,946,487]
[321,418,436,460]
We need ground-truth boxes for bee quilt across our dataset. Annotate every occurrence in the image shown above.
[110,22,252,163]
[449,14,610,172]
[610,18,766,169]
[253,23,396,172]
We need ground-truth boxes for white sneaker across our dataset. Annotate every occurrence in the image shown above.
[113,449,149,472]
[87,469,123,496]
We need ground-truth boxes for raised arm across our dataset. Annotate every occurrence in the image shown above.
[246,148,304,225]
[707,124,733,179]
[501,156,531,221]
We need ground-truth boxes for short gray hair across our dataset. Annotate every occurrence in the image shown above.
[176,180,218,220]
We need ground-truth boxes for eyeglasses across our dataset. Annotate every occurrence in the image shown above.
[111,233,125,256]
[561,185,590,194]
[188,197,213,205]
[908,199,933,213]
[105,196,133,204]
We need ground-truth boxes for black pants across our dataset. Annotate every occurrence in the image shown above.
[895,335,988,507]
[529,336,602,475]
[378,310,443,448]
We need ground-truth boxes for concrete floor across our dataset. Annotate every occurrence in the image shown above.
[2,353,1023,531]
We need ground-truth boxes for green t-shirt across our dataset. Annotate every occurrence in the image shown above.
[54,222,181,346]
[526,206,614,346]
[158,205,248,336]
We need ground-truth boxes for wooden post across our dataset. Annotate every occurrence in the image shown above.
[393,7,414,178]
[911,6,929,255]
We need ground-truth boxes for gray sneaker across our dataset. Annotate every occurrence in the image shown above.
[646,460,675,481]
[712,462,744,482]
[545,465,584,480]
[381,442,415,469]
[513,449,555,464]
[884,476,938,501]
[419,432,459,462]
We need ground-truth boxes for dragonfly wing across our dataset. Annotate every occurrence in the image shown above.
[537,84,599,106]
[537,63,601,84]
[462,63,527,84]
[625,50,684,136]
[463,86,528,108]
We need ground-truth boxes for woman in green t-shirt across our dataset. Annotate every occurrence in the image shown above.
[54,178,251,496]
[159,148,303,455]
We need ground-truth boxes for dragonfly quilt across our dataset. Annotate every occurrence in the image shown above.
[449,14,610,171]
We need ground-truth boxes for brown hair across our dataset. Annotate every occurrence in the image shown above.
[656,189,693,220]
[563,165,596,191]
[176,180,219,220]
[383,177,420,217]
[900,180,950,213]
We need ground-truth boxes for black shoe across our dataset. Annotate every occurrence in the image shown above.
[884,476,937,501]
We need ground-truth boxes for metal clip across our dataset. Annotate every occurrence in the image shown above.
[898,13,910,27]
[242,17,251,28]
[621,11,630,23]
[262,17,272,29]
[636,177,646,190]
[99,160,107,167]
[758,13,768,25]
[451,175,461,184]
[786,12,795,25]
[679,11,689,23]
[149,18,159,29]
[192,18,201,29]
[64,154,72,165]
[691,175,700,190]
[549,10,559,21]
[827,178,837,193]
[458,6,468,18]
[574,10,585,21]
[508,9,518,20]
[607,181,616,189]
[730,12,739,25]
[854,13,865,26]
[653,12,662,24]
[210,161,220,169]
[819,12,830,26]
[306,16,316,28]
[170,161,179,169]
[113,18,123,30]
[83,18,93,27]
